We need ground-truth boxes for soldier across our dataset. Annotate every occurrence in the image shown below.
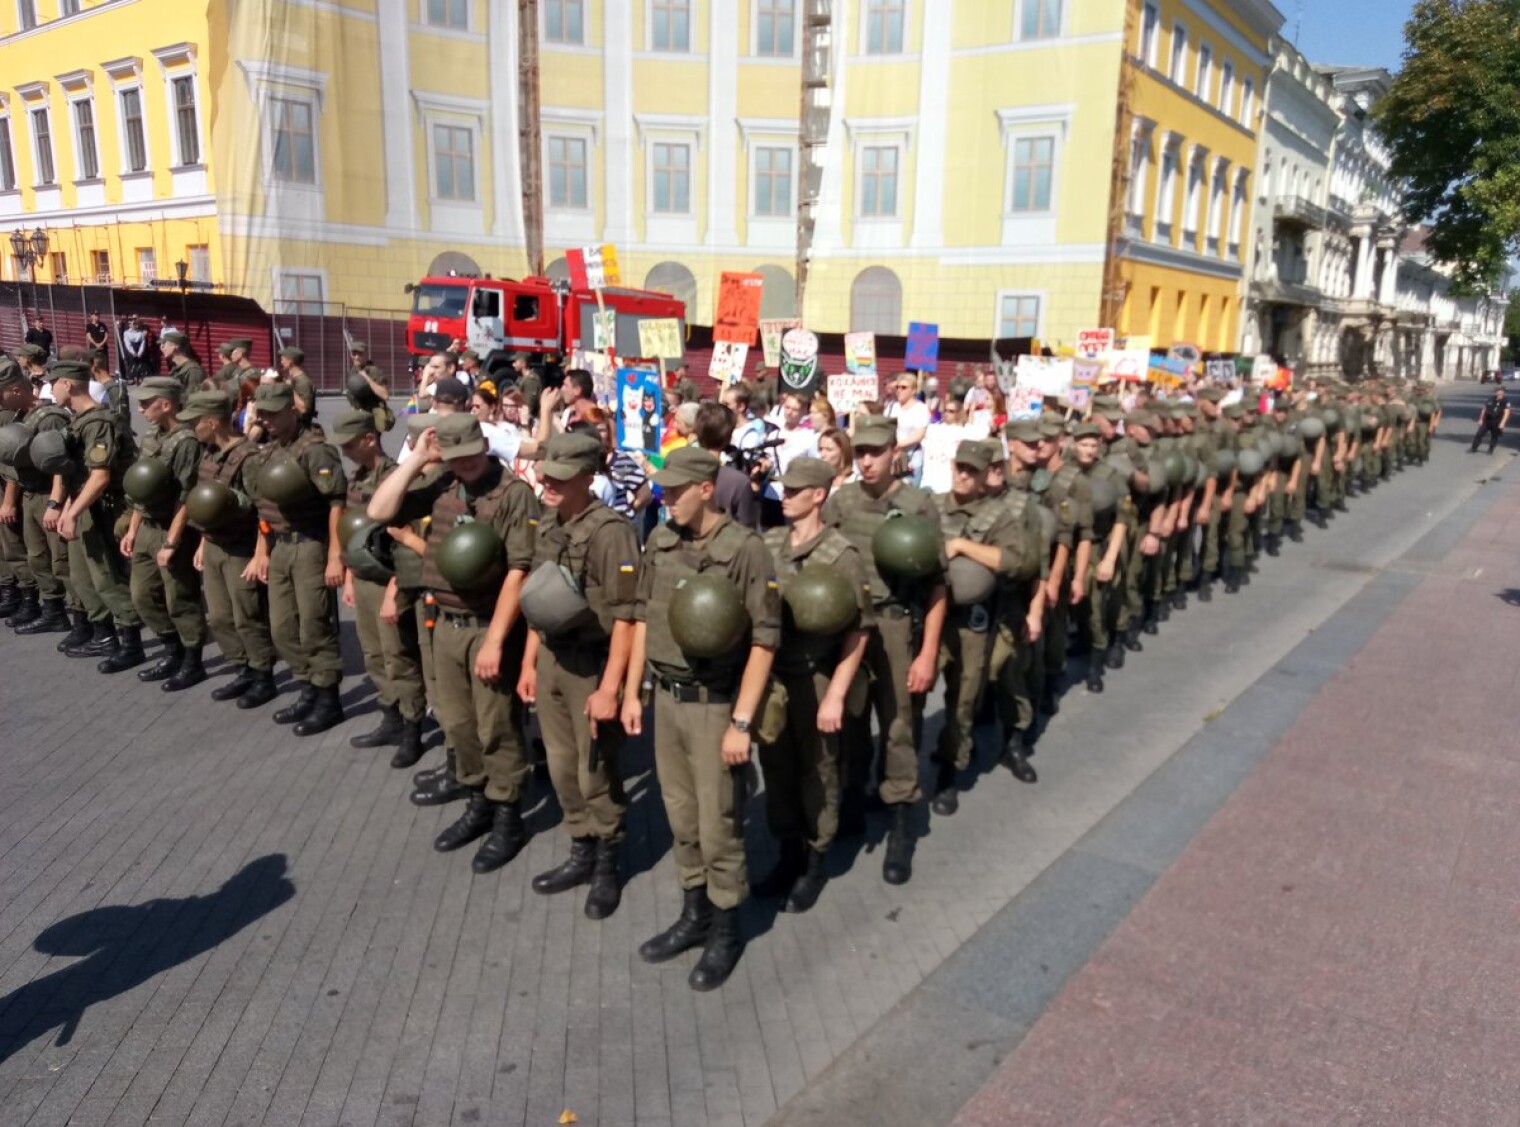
[822,414,946,884]
[334,409,426,766]
[1040,417,1092,712]
[246,382,348,735]
[368,414,540,873]
[754,456,872,912]
[620,445,778,990]
[518,431,641,918]
[228,339,260,386]
[347,341,395,432]
[278,347,319,429]
[52,360,146,672]
[181,389,278,707]
[0,362,35,624]
[211,340,238,390]
[92,348,130,426]
[1471,385,1508,454]
[1070,423,1130,690]
[119,377,209,690]
[161,331,206,396]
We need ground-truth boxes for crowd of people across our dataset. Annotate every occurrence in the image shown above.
[0,321,1448,992]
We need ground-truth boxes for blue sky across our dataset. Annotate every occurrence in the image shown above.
[1290,0,1413,73]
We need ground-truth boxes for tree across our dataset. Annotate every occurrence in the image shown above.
[1505,299,1520,363]
[1375,0,1520,291]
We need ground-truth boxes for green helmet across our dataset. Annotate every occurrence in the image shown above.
[1416,399,1436,420]
[0,421,34,469]
[347,370,382,408]
[185,480,239,530]
[338,507,374,550]
[520,560,595,636]
[28,429,72,476]
[946,556,997,606]
[436,519,505,591]
[123,457,173,508]
[871,512,940,580]
[1296,415,1326,440]
[1213,447,1237,478]
[1236,447,1265,478]
[1320,407,1342,432]
[258,457,315,506]
[1361,411,1379,435]
[1280,432,1305,460]
[783,564,858,636]
[1257,432,1281,461]
[1087,475,1119,514]
[669,572,750,658]
[345,520,397,584]
[1178,454,1200,486]
[1161,451,1183,489]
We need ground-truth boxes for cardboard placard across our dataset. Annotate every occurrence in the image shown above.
[1108,349,1151,382]
[714,272,765,345]
[759,318,800,368]
[592,309,617,351]
[905,322,940,372]
[1205,358,1236,384]
[709,341,749,385]
[779,328,822,397]
[567,244,620,290]
[1251,354,1277,385]
[1006,386,1043,419]
[1076,328,1115,359]
[1015,355,1074,398]
[844,332,877,374]
[1073,357,1105,385]
[826,371,880,414]
[615,367,662,455]
[637,318,683,360]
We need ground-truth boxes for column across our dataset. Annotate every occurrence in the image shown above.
[488,2,525,245]
[377,0,416,230]
[603,0,636,244]
[1353,233,1374,300]
[909,0,952,248]
[706,0,740,248]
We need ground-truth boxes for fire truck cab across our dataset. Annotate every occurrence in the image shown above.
[406,274,685,375]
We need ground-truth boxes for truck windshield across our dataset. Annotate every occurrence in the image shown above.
[412,283,469,318]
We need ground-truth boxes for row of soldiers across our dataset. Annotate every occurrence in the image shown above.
[0,347,1442,991]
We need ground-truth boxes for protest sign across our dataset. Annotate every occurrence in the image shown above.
[1073,357,1104,385]
[779,328,822,397]
[905,322,940,372]
[1006,386,1043,419]
[1251,354,1277,385]
[592,309,617,352]
[567,244,620,290]
[827,372,880,415]
[1109,349,1151,382]
[760,318,800,368]
[614,367,662,455]
[1076,328,1115,358]
[844,332,877,374]
[1015,355,1074,398]
[714,272,765,345]
[709,341,750,385]
[637,318,683,360]
[1205,358,1236,384]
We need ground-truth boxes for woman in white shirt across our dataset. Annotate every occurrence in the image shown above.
[883,375,930,485]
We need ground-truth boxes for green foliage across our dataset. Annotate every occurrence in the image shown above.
[1375,0,1520,290]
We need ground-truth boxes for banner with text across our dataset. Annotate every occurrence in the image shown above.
[714,272,766,345]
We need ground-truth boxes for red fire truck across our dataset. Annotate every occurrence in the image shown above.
[404,274,686,375]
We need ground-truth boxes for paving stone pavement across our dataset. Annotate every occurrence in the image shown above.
[0,389,1502,1127]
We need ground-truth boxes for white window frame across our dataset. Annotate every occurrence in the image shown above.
[1169,23,1187,85]
[272,267,329,316]
[994,290,1043,340]
[738,117,800,248]
[1240,77,1255,125]
[1154,131,1181,243]
[751,143,794,218]
[30,106,56,187]
[136,246,158,283]
[648,0,692,53]
[101,57,152,182]
[1229,168,1248,260]
[1140,2,1160,67]
[857,144,900,217]
[187,244,211,284]
[413,91,488,232]
[151,45,204,170]
[1125,118,1155,236]
[545,133,591,210]
[1205,156,1228,256]
[843,117,912,248]
[90,247,111,283]
[431,121,477,203]
[70,95,100,182]
[1017,0,1062,42]
[635,114,703,243]
[422,0,471,33]
[0,102,16,196]
[543,0,585,45]
[996,104,1070,247]
[1182,145,1207,246]
[860,0,907,56]
[1219,60,1235,116]
[540,108,600,244]
[17,0,36,31]
[753,0,798,58]
[649,140,692,214]
[1195,42,1212,102]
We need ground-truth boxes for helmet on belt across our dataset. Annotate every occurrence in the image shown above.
[0,422,34,469]
[783,564,858,636]
[1213,447,1237,478]
[344,520,397,584]
[1416,399,1436,420]
[1087,475,1120,514]
[1162,451,1185,489]
[946,556,997,606]
[1280,432,1305,460]
[669,572,750,658]
[338,507,374,550]
[1361,411,1379,435]
[123,457,173,508]
[185,480,240,530]
[1296,415,1326,440]
[435,519,505,592]
[258,457,315,506]
[1258,431,1281,461]
[520,560,595,636]
[28,429,72,476]
[347,370,382,409]
[871,511,940,580]
[1320,407,1342,432]
[1235,447,1266,478]
[1178,454,1200,487]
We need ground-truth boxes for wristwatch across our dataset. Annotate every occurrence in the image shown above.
[45,500,62,511]
[730,717,751,734]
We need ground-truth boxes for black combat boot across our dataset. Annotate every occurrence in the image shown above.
[1287,521,1304,544]
[137,637,185,682]
[411,750,473,806]
[1196,575,1213,603]
[1265,533,1281,557]
[1085,662,1104,693]
[1172,589,1188,612]
[390,719,425,769]
[639,886,712,964]
[17,597,69,635]
[236,668,278,709]
[837,788,867,838]
[76,620,118,657]
[882,804,915,886]
[584,839,622,920]
[413,748,451,788]
[272,682,317,724]
[1106,640,1126,670]
[164,646,206,692]
[753,837,807,897]
[1038,684,1060,717]
[532,837,596,894]
[688,906,743,992]
[930,762,959,817]
[999,733,1038,784]
[56,610,92,651]
[97,626,146,674]
[350,704,402,749]
[293,685,345,736]
[1123,624,1144,652]
[783,848,828,914]
[471,799,526,873]
[211,665,256,701]
[1224,563,1241,595]
[1142,604,1160,635]
[434,789,494,852]
[6,588,40,629]
[1155,599,1171,623]
[0,584,18,617]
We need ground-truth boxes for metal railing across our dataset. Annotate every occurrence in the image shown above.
[1273,195,1327,230]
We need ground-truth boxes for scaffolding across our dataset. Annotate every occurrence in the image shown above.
[1100,0,1140,331]
[795,0,833,321]
[519,0,544,278]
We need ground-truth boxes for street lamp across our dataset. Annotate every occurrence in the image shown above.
[174,258,190,335]
[10,226,48,314]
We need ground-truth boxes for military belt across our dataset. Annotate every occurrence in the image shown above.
[269,529,322,544]
[878,603,913,620]
[436,606,491,628]
[655,674,736,705]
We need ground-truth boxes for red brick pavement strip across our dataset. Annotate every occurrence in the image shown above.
[952,478,1520,1127]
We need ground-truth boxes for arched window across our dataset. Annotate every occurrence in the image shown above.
[643,261,699,315]
[850,266,902,335]
[427,250,483,277]
[545,256,570,282]
[753,264,797,318]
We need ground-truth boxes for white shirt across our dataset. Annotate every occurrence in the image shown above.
[398,418,521,465]
[885,397,931,445]
[774,422,819,473]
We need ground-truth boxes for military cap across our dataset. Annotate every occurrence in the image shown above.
[853,414,897,448]
[539,431,604,479]
[254,381,295,412]
[162,330,189,347]
[1195,386,1226,402]
[652,445,720,487]
[1125,410,1159,430]
[279,346,306,364]
[434,413,487,459]
[227,338,253,354]
[1222,401,1247,419]
[217,341,235,358]
[458,348,481,363]
[129,376,183,403]
[509,351,530,363]
[1071,421,1103,440]
[349,340,370,354]
[978,439,1006,464]
[0,359,26,390]
[18,343,47,363]
[1037,416,1067,440]
[952,439,994,472]
[47,359,92,384]
[431,376,470,404]
[178,389,233,420]
[1004,419,1043,445]
[774,456,833,489]
[330,409,379,444]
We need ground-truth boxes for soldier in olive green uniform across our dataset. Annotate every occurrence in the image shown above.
[181,389,278,707]
[1070,423,1130,690]
[754,456,872,913]
[0,362,39,626]
[52,361,147,672]
[369,414,541,873]
[1041,420,1094,709]
[347,342,396,433]
[162,331,206,395]
[279,347,320,430]
[1194,389,1231,597]
[822,415,947,886]
[210,341,238,391]
[246,381,349,734]
[121,377,209,689]
[519,432,641,918]
[335,410,427,765]
[621,446,779,991]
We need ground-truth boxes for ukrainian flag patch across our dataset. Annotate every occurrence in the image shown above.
[618,562,636,574]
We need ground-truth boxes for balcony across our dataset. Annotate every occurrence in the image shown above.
[1273,195,1327,231]
[1250,277,1326,308]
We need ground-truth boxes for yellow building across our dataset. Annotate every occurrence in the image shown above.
[1,0,1282,351]
[1114,0,1283,351]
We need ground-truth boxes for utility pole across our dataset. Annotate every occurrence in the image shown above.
[794,0,833,321]
[1099,0,1139,331]
[519,0,544,278]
